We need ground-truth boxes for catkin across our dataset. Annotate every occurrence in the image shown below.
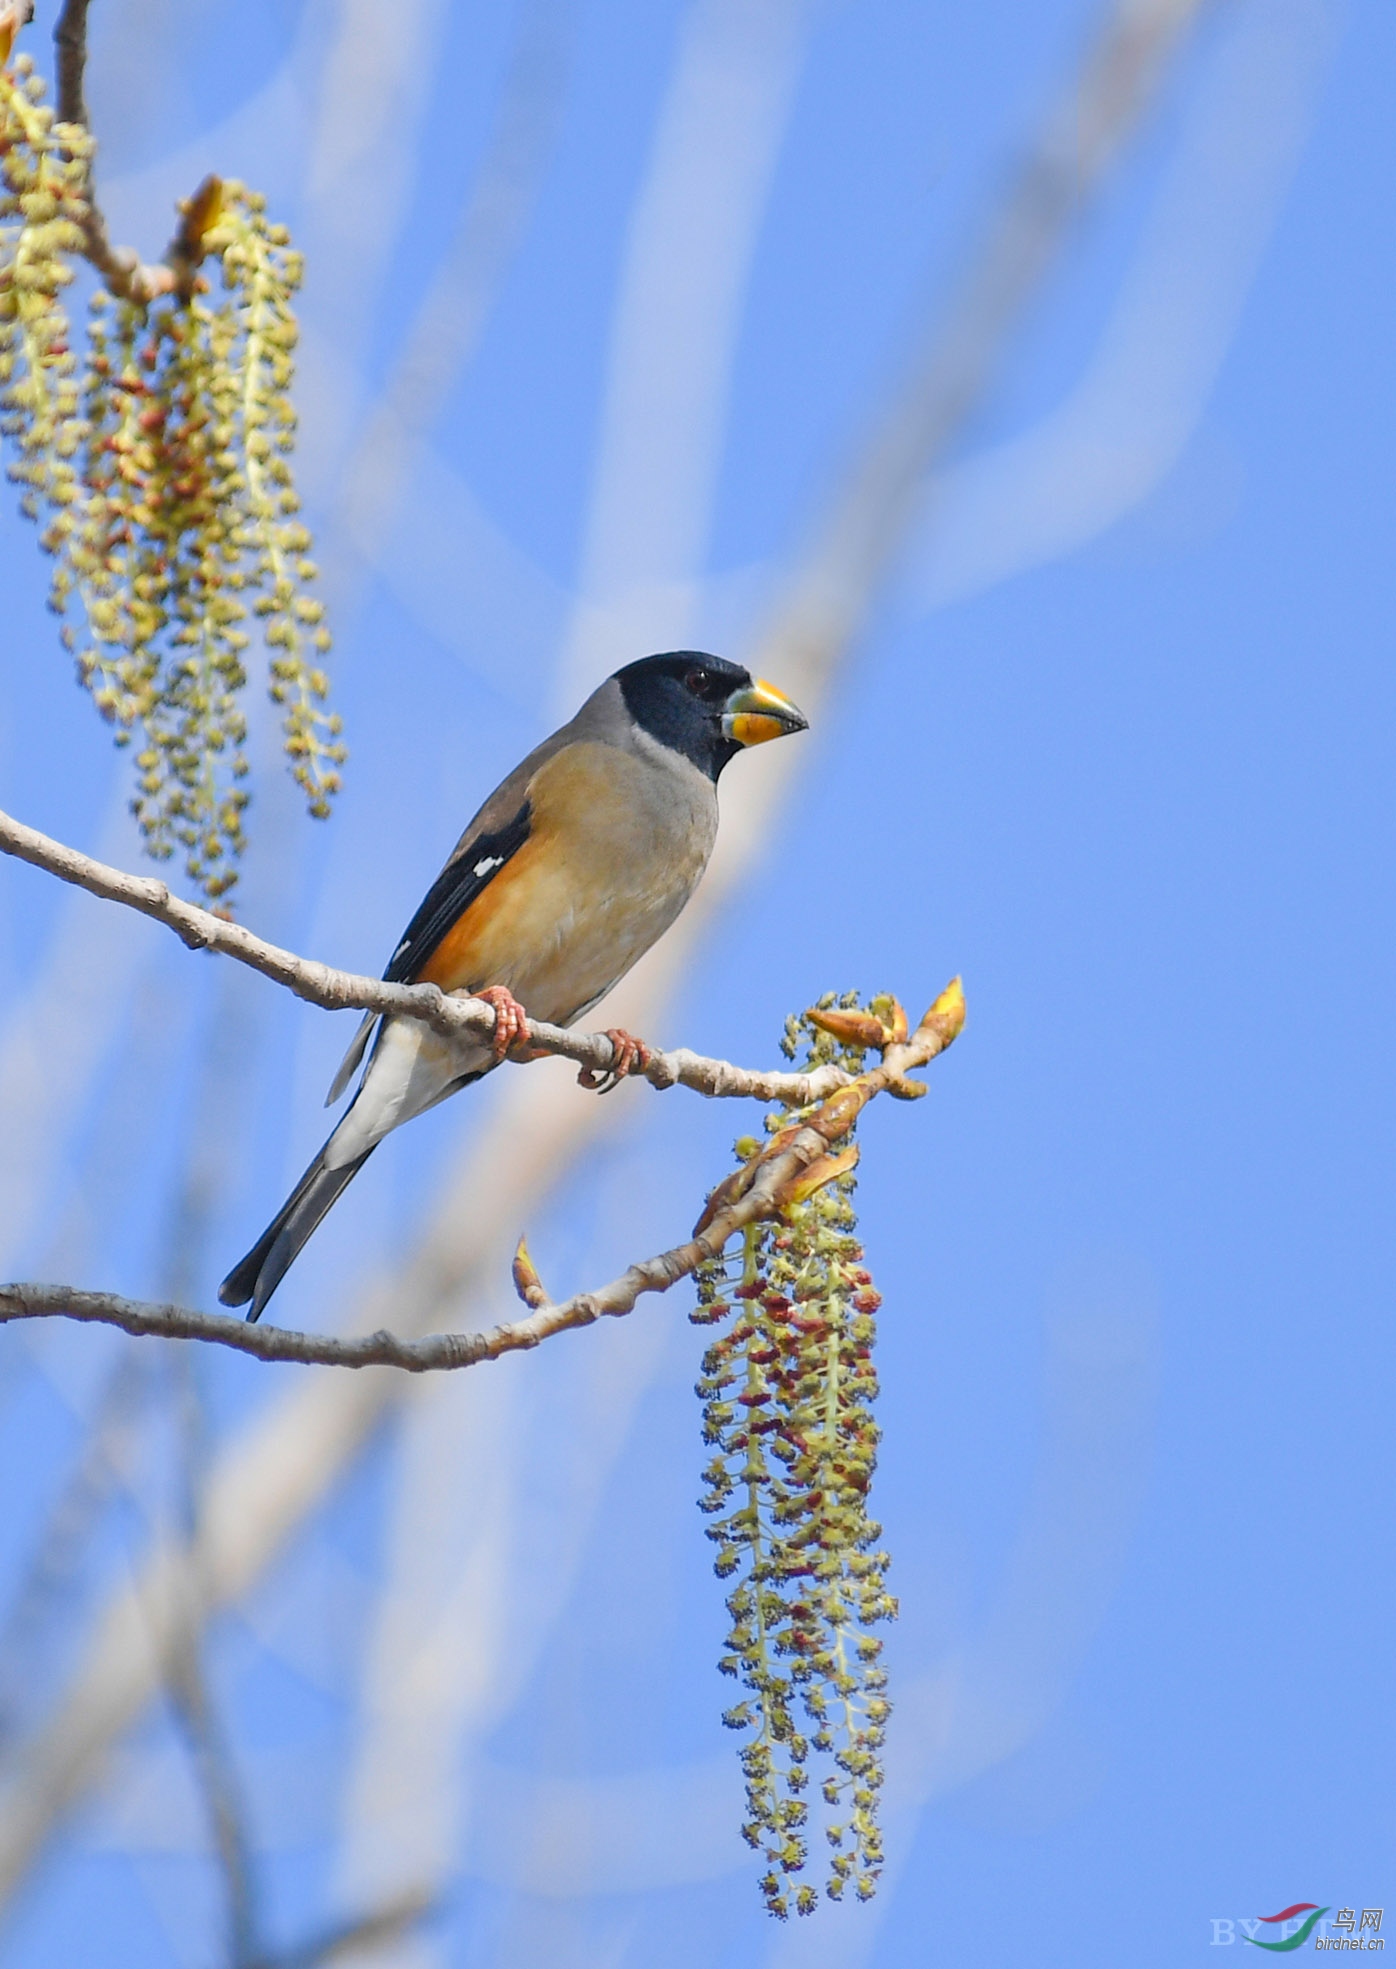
[694,995,898,1917]
[0,50,342,903]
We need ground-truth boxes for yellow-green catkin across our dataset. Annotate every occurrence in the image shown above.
[211,185,341,827]
[0,47,341,904]
[693,994,898,1919]
[0,58,91,555]
[67,291,253,894]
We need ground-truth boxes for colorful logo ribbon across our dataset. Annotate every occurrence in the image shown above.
[1245,1905,1330,1952]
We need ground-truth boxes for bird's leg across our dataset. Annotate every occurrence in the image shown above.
[476,985,531,1063]
[577,1028,652,1095]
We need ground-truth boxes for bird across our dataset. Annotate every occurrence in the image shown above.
[218,651,807,1321]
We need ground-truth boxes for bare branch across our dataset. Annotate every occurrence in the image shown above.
[52,0,87,126]
[0,1286,509,1370]
[0,983,963,1371]
[48,0,204,302]
[69,208,180,306]
[0,804,865,1106]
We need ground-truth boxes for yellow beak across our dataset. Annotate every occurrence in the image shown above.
[722,677,809,748]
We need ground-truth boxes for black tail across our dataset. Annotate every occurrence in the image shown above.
[218,1141,375,1322]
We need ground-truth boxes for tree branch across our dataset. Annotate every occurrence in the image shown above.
[49,0,202,302]
[0,804,870,1105]
[52,0,87,124]
[0,983,963,1370]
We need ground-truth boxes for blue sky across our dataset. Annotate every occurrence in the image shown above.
[0,0,1391,1964]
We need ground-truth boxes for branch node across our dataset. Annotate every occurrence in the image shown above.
[644,1050,680,1089]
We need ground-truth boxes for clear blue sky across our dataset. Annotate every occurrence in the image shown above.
[0,0,1390,1964]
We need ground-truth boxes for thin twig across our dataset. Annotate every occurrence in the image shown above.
[0,805,867,1105]
[52,0,87,125]
[0,985,964,1371]
[49,0,197,302]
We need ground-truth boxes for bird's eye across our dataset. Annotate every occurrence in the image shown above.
[684,666,713,697]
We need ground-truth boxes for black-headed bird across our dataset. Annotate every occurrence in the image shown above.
[218,651,807,1321]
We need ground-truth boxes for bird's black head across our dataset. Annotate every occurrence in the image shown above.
[614,651,808,782]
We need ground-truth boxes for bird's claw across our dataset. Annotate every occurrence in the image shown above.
[578,1028,651,1094]
[477,985,531,1063]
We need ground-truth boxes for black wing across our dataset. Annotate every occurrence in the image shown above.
[383,799,533,984]
[324,796,535,1107]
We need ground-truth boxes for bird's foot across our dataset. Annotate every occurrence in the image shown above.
[477,985,531,1063]
[578,1028,652,1094]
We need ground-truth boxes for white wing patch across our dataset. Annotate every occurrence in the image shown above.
[473,855,505,878]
